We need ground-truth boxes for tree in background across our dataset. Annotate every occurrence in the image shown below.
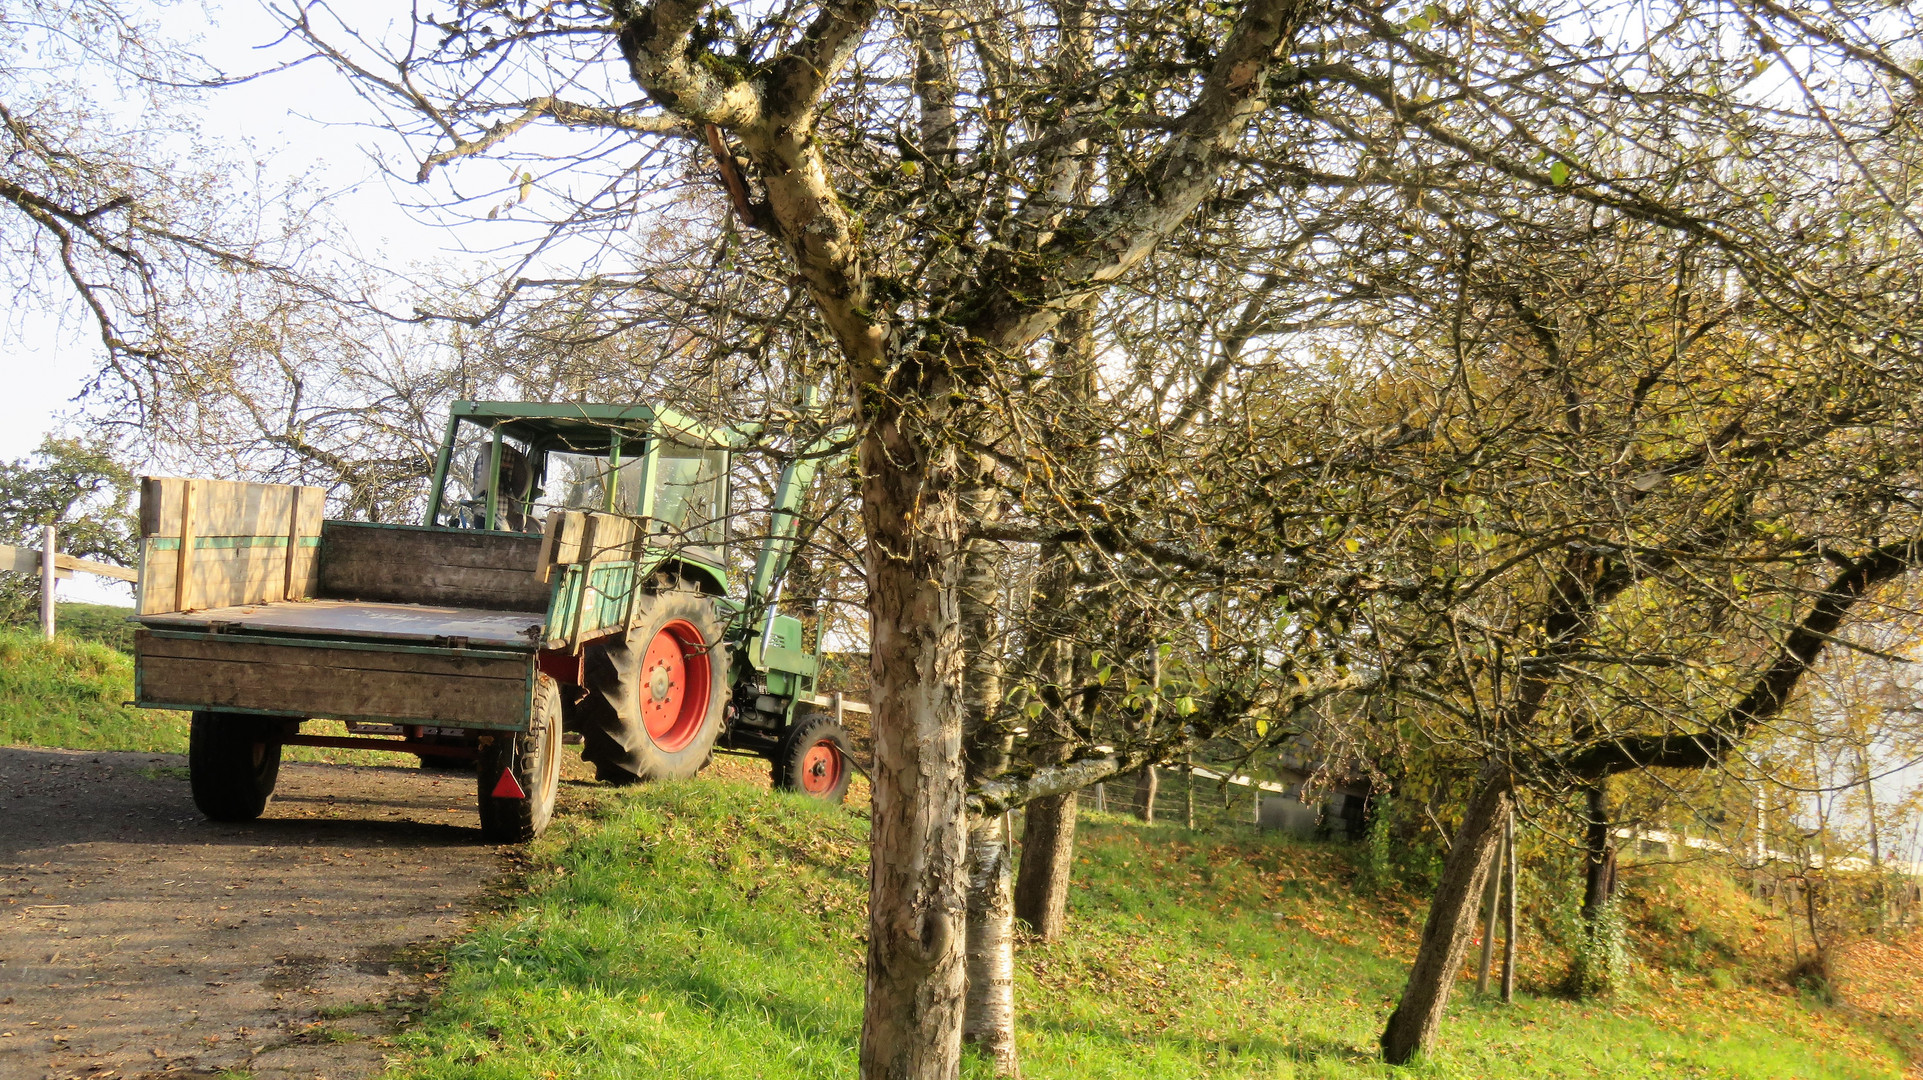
[0,435,138,623]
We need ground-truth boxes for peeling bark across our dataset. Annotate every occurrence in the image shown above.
[963,813,1019,1076]
[856,384,969,1080]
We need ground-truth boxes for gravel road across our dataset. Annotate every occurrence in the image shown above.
[0,747,514,1080]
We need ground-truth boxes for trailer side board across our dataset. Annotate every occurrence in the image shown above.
[317,521,550,611]
[138,478,326,615]
[135,630,535,729]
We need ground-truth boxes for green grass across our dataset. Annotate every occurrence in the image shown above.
[386,778,1910,1080]
[52,601,141,652]
[0,627,426,766]
[0,628,185,751]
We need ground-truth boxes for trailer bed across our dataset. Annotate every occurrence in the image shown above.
[136,599,546,651]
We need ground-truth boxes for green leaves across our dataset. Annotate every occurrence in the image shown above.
[1403,2,1446,32]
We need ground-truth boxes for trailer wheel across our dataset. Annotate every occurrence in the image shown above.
[477,674,564,843]
[577,582,729,785]
[188,712,283,822]
[773,715,854,804]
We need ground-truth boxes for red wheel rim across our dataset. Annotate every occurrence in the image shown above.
[639,620,711,752]
[799,739,844,795]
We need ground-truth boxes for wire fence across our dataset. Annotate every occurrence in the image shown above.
[1074,765,1370,840]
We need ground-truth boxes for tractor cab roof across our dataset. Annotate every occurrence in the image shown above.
[448,401,736,452]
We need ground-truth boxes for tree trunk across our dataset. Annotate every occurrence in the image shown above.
[1380,771,1513,1065]
[958,473,1018,1075]
[1131,765,1158,822]
[858,421,969,1080]
[963,812,1019,1075]
[1580,781,1616,924]
[1014,789,1078,939]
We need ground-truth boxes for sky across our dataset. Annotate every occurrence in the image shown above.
[2,1,456,463]
[5,2,465,602]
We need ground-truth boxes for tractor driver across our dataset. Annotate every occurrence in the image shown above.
[467,441,539,531]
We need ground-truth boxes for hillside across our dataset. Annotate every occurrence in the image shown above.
[0,627,187,752]
[0,629,1911,1076]
[385,769,1915,1079]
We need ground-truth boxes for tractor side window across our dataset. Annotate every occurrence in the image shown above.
[652,444,725,547]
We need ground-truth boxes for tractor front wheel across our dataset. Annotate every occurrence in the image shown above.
[773,715,854,804]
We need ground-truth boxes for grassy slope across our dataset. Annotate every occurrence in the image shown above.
[389,773,1908,1080]
[0,628,186,751]
[0,626,422,766]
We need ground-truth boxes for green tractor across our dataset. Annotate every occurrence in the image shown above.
[422,400,857,803]
[132,398,857,841]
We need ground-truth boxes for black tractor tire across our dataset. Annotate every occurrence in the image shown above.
[576,580,729,785]
[477,674,564,843]
[189,711,283,822]
[773,714,854,804]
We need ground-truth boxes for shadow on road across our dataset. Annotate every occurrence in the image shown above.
[0,746,508,1080]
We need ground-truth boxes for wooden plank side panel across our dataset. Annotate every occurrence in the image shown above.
[141,477,326,539]
[138,543,318,615]
[579,513,639,564]
[136,633,531,728]
[318,522,549,610]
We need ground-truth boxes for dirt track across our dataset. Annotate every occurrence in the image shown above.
[0,747,514,1080]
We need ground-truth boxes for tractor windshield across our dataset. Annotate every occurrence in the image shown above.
[652,443,725,547]
[530,450,632,518]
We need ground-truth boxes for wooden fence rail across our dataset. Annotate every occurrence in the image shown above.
[1,530,139,640]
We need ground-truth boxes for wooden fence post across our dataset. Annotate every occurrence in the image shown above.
[1185,754,1195,830]
[174,480,198,613]
[1502,808,1518,1002]
[39,523,56,640]
[1477,826,1502,993]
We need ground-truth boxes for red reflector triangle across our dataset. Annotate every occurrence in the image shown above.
[491,770,527,800]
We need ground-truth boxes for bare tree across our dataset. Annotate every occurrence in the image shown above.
[267,0,1923,1071]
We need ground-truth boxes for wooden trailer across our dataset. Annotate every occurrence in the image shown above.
[130,475,733,841]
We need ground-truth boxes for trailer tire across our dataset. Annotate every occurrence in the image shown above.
[773,715,853,804]
[477,674,564,843]
[577,582,729,785]
[189,712,282,822]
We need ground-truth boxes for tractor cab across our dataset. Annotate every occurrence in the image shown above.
[424,401,734,586]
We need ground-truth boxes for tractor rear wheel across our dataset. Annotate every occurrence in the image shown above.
[188,711,283,822]
[477,674,564,842]
[577,580,729,785]
[773,714,854,804]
